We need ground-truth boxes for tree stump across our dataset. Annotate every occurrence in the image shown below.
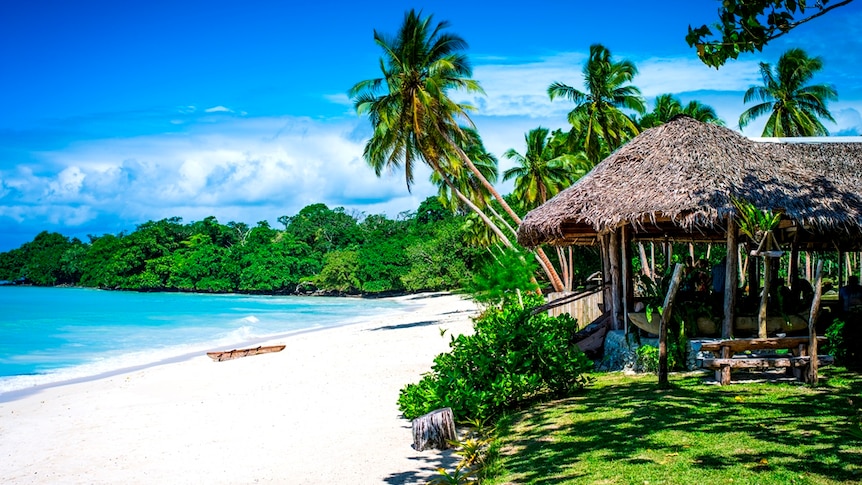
[412,407,456,451]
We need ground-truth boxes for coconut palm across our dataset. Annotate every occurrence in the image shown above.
[639,94,724,129]
[548,44,646,163]
[503,127,589,209]
[350,9,564,291]
[739,48,838,137]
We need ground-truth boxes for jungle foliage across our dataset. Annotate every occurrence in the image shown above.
[397,292,594,422]
[0,198,489,295]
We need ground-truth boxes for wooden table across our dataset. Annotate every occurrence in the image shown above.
[697,337,833,385]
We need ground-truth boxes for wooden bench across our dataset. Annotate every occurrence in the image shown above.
[696,337,833,385]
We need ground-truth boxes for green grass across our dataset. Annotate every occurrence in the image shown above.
[484,369,862,484]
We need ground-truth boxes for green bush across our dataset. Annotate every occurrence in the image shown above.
[635,345,660,373]
[398,293,594,421]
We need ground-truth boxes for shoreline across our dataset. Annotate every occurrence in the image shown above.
[0,292,479,484]
[0,288,420,397]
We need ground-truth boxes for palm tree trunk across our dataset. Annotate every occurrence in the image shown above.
[486,204,517,237]
[442,134,565,292]
[427,157,559,291]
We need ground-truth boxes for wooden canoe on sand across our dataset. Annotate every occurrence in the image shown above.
[207,344,286,362]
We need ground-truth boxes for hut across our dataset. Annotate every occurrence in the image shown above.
[516,116,862,381]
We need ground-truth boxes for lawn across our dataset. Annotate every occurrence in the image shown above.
[484,369,862,484]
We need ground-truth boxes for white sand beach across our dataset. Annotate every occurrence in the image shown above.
[0,293,479,484]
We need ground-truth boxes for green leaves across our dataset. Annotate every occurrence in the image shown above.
[397,293,594,422]
[739,48,837,137]
[687,0,852,68]
[731,197,781,243]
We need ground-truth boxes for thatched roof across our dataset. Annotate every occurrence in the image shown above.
[517,116,862,249]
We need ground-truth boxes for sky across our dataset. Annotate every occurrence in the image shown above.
[1,0,861,251]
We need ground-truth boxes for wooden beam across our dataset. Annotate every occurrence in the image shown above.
[658,263,684,389]
[701,355,834,369]
[699,336,827,353]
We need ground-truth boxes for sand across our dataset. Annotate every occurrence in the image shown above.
[0,292,479,484]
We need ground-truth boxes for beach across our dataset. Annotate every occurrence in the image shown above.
[0,292,478,484]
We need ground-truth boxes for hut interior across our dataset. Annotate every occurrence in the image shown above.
[516,116,862,383]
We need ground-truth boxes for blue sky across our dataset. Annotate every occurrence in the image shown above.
[1,0,861,251]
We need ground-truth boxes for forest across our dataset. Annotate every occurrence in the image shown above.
[0,197,600,296]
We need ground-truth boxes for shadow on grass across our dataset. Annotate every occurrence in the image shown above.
[494,369,862,484]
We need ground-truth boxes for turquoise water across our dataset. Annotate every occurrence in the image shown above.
[0,286,406,394]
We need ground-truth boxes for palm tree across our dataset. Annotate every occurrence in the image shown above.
[548,44,646,163]
[639,94,724,129]
[350,9,565,291]
[503,127,589,209]
[739,48,838,137]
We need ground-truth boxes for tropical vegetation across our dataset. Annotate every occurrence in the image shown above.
[548,43,646,163]
[739,48,838,136]
[397,291,594,422]
[0,199,489,295]
[687,0,854,67]
[638,93,725,129]
[350,9,567,292]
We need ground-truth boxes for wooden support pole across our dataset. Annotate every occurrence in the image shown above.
[807,260,824,385]
[609,230,622,331]
[621,226,634,334]
[658,263,684,389]
[723,217,738,340]
[601,233,611,317]
[639,242,652,280]
[759,258,772,339]
[788,239,799,286]
[839,250,845,290]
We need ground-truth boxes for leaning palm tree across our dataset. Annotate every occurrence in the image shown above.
[350,9,564,291]
[639,94,724,129]
[739,48,838,137]
[548,44,646,163]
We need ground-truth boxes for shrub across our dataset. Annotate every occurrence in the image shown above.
[397,293,594,422]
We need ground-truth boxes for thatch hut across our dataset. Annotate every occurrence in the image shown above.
[517,116,862,338]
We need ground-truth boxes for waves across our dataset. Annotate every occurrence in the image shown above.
[0,287,403,396]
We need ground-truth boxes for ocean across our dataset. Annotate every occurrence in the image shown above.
[0,286,407,395]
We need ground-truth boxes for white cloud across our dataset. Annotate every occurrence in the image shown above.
[833,105,862,135]
[636,57,761,97]
[0,116,438,238]
[324,93,352,106]
[460,52,759,119]
[204,106,232,113]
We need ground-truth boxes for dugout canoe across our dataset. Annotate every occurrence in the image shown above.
[207,344,286,362]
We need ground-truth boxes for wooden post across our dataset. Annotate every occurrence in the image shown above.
[609,230,622,330]
[601,233,611,317]
[724,217,738,340]
[621,225,629,334]
[658,263,684,389]
[788,239,799,286]
[639,242,652,280]
[748,247,760,305]
[759,255,772,339]
[839,250,845,290]
[806,261,824,385]
[650,242,656,280]
[412,408,457,451]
